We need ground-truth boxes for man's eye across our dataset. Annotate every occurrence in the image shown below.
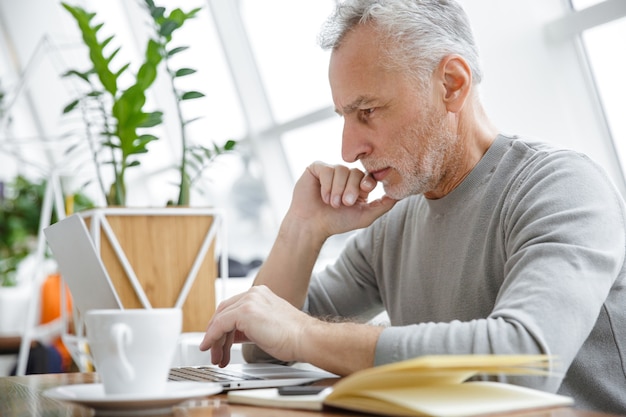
[360,108,375,118]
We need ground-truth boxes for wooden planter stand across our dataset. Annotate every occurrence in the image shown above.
[79,207,227,333]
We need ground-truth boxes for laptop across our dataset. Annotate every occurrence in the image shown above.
[44,213,337,390]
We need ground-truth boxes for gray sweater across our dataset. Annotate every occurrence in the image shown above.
[306,135,626,413]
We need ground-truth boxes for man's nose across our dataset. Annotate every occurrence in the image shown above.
[341,121,372,163]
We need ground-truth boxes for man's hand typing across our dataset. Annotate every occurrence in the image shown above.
[199,285,314,367]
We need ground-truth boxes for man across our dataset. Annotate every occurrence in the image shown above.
[200,0,626,413]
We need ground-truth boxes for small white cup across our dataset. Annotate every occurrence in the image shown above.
[85,308,182,396]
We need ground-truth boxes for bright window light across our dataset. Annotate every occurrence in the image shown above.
[571,0,605,9]
[571,0,626,174]
[239,0,335,125]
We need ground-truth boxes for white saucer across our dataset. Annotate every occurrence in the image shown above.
[43,381,222,416]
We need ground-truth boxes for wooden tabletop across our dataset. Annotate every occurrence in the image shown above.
[0,372,621,417]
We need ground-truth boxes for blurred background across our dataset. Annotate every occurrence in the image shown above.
[0,0,624,263]
[0,0,625,376]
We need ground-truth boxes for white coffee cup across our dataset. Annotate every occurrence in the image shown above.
[85,308,182,396]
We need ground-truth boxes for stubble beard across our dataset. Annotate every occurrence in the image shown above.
[379,107,460,200]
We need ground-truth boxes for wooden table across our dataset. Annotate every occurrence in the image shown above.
[0,372,621,417]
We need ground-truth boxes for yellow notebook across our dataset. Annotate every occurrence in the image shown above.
[227,355,574,417]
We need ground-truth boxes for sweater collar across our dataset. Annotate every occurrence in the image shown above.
[424,134,514,212]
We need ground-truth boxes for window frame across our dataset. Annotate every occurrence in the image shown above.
[546,0,626,189]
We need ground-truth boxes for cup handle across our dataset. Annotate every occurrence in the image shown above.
[111,323,135,382]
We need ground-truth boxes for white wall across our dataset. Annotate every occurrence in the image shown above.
[465,0,625,194]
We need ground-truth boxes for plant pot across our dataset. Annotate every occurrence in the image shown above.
[78,207,224,333]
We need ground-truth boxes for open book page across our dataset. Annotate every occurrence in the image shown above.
[227,382,572,417]
[326,354,554,395]
[227,355,572,417]
[324,381,573,417]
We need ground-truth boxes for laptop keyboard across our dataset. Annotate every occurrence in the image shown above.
[168,366,263,383]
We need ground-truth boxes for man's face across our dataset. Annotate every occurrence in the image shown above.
[329,24,461,200]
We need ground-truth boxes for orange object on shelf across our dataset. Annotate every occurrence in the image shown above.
[39,273,73,371]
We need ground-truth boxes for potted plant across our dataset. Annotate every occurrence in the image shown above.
[61,0,236,207]
[0,176,93,335]
[59,1,235,332]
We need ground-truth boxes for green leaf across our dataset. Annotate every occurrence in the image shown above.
[62,99,80,114]
[224,139,237,151]
[169,9,187,25]
[186,8,202,19]
[135,64,157,90]
[151,7,165,20]
[138,111,163,128]
[133,39,162,89]
[193,148,207,162]
[101,35,114,50]
[115,63,131,78]
[61,69,92,83]
[174,68,196,77]
[181,91,205,100]
[106,47,122,64]
[62,3,120,96]
[167,46,188,57]
[186,157,201,170]
[159,19,179,38]
[182,116,203,126]
[63,142,80,155]
[102,140,120,149]
[135,134,158,146]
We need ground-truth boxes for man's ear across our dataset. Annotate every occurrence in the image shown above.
[438,54,472,113]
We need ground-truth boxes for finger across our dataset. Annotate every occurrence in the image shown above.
[329,165,351,208]
[343,168,366,205]
[200,303,239,352]
[199,330,212,351]
[200,290,258,354]
[205,312,238,365]
[308,162,333,204]
[364,195,398,218]
[209,334,226,365]
[219,331,236,368]
[360,173,377,193]
[200,289,253,351]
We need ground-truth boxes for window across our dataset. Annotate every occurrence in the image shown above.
[569,0,626,176]
[239,0,334,125]
[239,0,345,185]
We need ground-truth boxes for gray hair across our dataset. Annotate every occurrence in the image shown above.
[318,0,483,85]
